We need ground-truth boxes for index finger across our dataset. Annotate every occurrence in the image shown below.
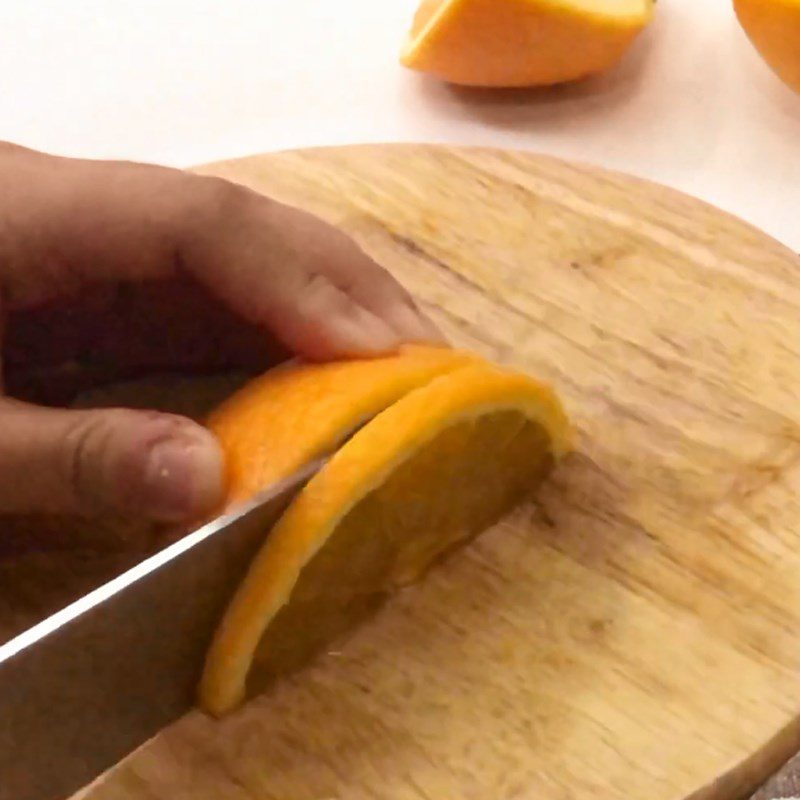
[0,144,444,363]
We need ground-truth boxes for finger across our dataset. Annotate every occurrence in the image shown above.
[253,202,445,346]
[0,146,189,308]
[181,184,445,360]
[0,143,444,363]
[0,399,224,520]
[265,270,404,360]
[3,278,290,405]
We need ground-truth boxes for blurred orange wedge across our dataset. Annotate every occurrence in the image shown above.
[401,0,655,87]
[735,0,800,94]
[199,350,570,716]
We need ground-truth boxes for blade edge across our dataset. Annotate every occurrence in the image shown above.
[0,458,324,665]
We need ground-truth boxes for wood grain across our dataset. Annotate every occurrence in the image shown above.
[73,144,800,800]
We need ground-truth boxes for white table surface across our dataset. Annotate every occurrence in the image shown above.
[0,0,798,250]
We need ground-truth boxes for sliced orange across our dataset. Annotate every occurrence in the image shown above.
[200,357,570,716]
[401,0,655,88]
[735,0,800,94]
[207,344,476,505]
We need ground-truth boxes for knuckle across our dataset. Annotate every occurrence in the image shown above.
[301,272,352,315]
[198,175,258,223]
[61,412,119,510]
[61,409,162,512]
[177,174,268,264]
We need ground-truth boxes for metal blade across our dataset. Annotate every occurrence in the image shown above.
[0,458,324,800]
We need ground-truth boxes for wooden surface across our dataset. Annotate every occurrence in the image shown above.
[72,144,800,799]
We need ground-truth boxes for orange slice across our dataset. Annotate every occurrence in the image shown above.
[401,0,655,88]
[207,344,476,505]
[200,357,570,716]
[735,0,800,94]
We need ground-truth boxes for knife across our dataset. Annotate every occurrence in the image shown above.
[0,457,325,800]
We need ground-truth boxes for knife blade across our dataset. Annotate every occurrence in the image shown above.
[0,457,325,800]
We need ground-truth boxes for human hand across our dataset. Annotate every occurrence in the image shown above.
[0,142,442,524]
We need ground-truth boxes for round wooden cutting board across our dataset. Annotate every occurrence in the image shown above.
[82,145,800,800]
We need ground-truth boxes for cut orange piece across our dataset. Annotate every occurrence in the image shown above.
[200,359,570,716]
[735,0,800,94]
[207,344,476,505]
[401,0,655,88]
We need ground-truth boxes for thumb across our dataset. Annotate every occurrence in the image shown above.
[0,400,224,521]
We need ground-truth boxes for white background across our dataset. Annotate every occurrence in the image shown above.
[0,1,798,249]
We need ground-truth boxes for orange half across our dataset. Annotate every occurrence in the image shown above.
[200,359,570,715]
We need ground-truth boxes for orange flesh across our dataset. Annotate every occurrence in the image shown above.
[245,410,553,695]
